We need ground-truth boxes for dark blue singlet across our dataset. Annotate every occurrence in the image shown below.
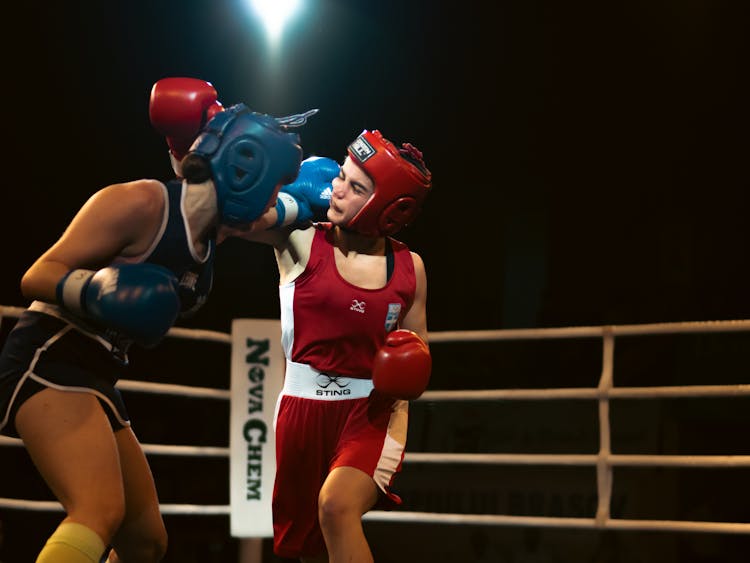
[0,179,214,437]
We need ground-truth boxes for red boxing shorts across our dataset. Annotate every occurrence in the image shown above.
[272,361,408,558]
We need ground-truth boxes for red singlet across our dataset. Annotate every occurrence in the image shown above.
[272,224,415,558]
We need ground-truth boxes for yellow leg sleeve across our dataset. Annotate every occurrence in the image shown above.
[36,522,106,563]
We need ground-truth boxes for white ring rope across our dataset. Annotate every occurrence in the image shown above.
[420,384,750,401]
[116,379,231,399]
[426,319,750,342]
[1,305,749,536]
[362,512,750,534]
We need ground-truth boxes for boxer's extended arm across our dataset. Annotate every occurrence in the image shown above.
[274,156,339,228]
[218,155,338,242]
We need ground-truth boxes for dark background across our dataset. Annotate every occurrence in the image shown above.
[2,0,748,330]
[1,1,749,561]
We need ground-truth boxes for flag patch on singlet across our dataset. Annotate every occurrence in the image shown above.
[385,303,401,331]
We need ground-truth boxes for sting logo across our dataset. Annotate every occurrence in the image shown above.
[316,373,351,397]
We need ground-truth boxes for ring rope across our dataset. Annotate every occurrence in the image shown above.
[4,496,746,535]
[116,379,231,399]
[420,384,750,402]
[362,511,750,534]
[0,497,231,515]
[6,433,747,468]
[427,319,750,342]
[0,436,230,457]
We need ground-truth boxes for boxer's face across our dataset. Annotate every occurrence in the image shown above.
[327,157,374,225]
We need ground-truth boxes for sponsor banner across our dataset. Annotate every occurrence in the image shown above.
[229,319,284,537]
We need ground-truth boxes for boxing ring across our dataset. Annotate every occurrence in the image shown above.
[1,304,749,561]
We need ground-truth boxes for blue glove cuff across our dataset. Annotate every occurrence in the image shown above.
[274,192,301,228]
[56,269,95,316]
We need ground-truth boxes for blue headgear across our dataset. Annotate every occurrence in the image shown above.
[188,103,315,226]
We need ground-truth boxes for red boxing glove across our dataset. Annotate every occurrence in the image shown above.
[372,329,432,400]
[149,77,224,160]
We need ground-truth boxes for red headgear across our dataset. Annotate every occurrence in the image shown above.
[346,130,432,236]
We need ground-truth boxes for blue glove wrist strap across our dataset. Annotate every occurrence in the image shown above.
[274,192,300,228]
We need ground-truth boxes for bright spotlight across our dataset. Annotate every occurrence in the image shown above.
[251,0,301,44]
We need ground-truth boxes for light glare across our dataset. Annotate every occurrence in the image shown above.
[251,0,301,43]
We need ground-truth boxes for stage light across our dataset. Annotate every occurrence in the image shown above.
[250,0,301,45]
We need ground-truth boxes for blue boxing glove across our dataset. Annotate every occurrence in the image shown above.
[57,263,181,348]
[274,156,339,228]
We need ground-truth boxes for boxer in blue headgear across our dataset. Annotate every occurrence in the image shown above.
[181,103,316,226]
[0,76,317,563]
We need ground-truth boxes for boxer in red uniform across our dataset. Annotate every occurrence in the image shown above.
[0,77,309,563]
[222,130,432,562]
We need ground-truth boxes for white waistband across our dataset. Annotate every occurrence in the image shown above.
[283,361,374,401]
